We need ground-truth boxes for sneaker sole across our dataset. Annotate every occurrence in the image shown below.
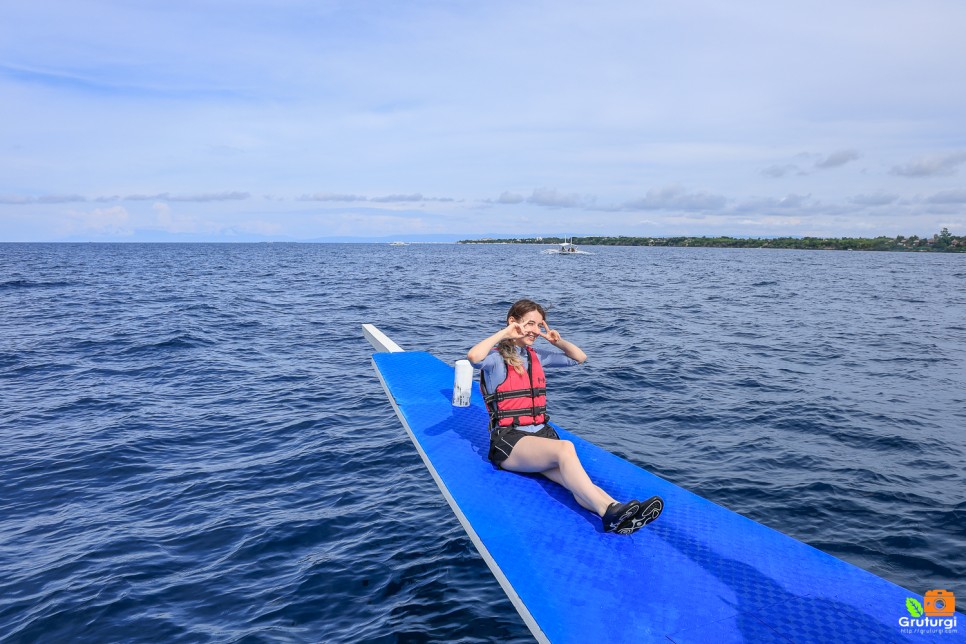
[615,496,663,535]
[605,501,640,532]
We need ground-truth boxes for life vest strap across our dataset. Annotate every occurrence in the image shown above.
[493,405,548,420]
[484,387,547,404]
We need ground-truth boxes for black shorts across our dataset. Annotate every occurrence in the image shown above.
[488,425,560,466]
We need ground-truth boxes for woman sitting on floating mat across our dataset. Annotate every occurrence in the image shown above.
[468,299,663,535]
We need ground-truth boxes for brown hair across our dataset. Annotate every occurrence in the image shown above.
[498,299,547,372]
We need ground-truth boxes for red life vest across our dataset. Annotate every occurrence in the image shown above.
[480,346,548,430]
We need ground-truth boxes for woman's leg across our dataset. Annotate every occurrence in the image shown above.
[542,467,616,514]
[501,436,617,516]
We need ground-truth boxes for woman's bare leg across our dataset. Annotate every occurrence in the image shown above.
[542,467,615,513]
[501,436,617,516]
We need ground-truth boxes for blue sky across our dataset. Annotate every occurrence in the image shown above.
[2,0,965,241]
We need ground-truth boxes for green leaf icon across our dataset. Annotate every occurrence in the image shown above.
[906,597,924,617]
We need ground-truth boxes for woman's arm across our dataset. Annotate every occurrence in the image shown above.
[539,324,587,364]
[467,323,523,364]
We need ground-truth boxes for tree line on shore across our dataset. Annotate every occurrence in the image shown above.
[459,228,964,252]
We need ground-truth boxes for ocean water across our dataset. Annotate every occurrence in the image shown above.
[1,242,964,643]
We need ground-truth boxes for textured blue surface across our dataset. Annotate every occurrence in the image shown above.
[373,350,965,644]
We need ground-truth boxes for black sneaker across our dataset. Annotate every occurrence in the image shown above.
[602,500,640,533]
[614,495,664,535]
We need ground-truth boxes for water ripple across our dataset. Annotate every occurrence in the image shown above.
[1,243,963,641]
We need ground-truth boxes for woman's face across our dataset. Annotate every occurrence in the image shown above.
[510,310,545,346]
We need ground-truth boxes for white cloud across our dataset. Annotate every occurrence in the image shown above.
[814,150,860,170]
[733,216,803,228]
[527,187,588,209]
[496,191,525,204]
[331,212,431,236]
[37,194,87,203]
[891,152,966,177]
[623,185,726,211]
[0,194,86,204]
[849,193,899,206]
[761,164,802,178]
[297,192,455,203]
[926,189,966,204]
[124,192,249,202]
[63,205,132,235]
[152,201,222,234]
[734,194,812,212]
[370,193,424,203]
[0,195,33,204]
[153,202,176,231]
[298,192,368,202]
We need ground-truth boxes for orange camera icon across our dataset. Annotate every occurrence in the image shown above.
[924,589,956,617]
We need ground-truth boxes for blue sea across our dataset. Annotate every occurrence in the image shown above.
[1,242,964,642]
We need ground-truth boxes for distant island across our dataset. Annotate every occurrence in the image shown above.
[459,228,964,252]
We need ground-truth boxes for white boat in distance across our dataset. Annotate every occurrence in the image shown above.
[543,238,591,255]
[388,241,409,246]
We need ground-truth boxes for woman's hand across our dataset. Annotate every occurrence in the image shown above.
[503,321,526,341]
[537,322,561,345]
[538,322,587,363]
[467,321,524,364]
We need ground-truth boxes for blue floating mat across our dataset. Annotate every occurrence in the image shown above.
[371,351,964,643]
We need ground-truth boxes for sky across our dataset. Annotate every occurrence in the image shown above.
[2,0,965,241]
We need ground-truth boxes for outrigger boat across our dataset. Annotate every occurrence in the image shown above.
[364,324,963,643]
[543,238,589,255]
